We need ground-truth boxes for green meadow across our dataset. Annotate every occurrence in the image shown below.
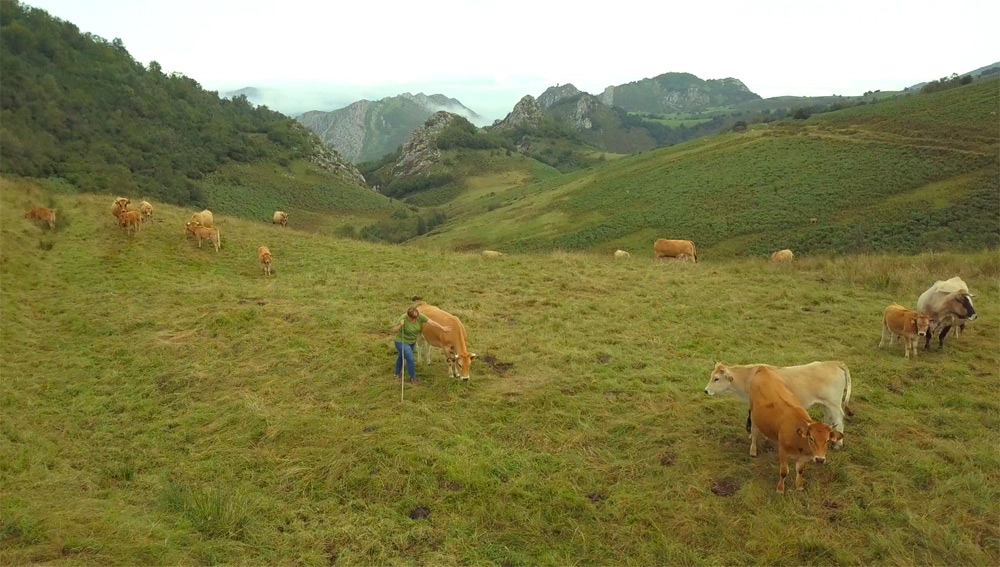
[2,178,997,565]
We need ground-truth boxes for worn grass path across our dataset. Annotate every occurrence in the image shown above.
[2,178,998,565]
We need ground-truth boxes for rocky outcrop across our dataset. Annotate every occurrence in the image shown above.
[490,95,543,133]
[598,72,760,113]
[391,111,462,177]
[297,93,479,164]
[295,124,368,187]
[538,83,583,109]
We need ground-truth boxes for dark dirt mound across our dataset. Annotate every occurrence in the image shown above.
[711,477,739,497]
[482,353,514,376]
[408,505,431,520]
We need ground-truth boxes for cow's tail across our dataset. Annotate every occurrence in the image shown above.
[745,407,753,434]
[692,242,698,263]
[838,362,854,417]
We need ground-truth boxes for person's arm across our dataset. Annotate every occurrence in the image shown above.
[427,319,452,333]
[391,317,404,335]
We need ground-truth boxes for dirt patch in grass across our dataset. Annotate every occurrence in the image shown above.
[711,477,739,497]
[408,506,431,520]
[596,353,612,363]
[660,452,676,466]
[481,353,514,376]
[586,492,606,504]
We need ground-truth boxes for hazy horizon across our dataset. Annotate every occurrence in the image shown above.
[23,0,1000,121]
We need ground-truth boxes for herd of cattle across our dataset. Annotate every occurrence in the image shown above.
[22,197,981,493]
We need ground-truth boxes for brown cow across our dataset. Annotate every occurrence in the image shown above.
[138,201,154,220]
[258,246,272,276]
[749,366,842,493]
[771,249,794,262]
[186,223,220,252]
[118,210,142,236]
[24,207,56,229]
[414,300,477,380]
[272,211,288,227]
[654,239,697,262]
[111,197,130,218]
[879,303,932,358]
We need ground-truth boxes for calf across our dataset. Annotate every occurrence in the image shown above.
[749,366,842,493]
[186,223,220,252]
[879,303,932,358]
[24,207,56,229]
[258,246,272,276]
[118,210,142,236]
[705,361,852,451]
[138,201,154,220]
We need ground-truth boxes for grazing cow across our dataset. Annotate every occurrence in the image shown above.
[413,300,477,380]
[118,210,142,236]
[187,210,214,229]
[24,207,56,229]
[111,197,130,218]
[749,366,842,493]
[186,223,220,252]
[653,239,697,262]
[614,250,630,259]
[810,218,818,225]
[138,201,154,220]
[482,250,504,258]
[258,246,272,276]
[771,249,794,262]
[916,277,977,350]
[879,303,932,359]
[272,211,289,227]
[705,361,852,452]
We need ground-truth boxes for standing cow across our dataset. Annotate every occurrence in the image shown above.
[654,239,697,262]
[273,211,289,227]
[24,207,56,229]
[916,277,977,350]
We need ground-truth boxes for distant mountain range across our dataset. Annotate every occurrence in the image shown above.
[295,93,480,163]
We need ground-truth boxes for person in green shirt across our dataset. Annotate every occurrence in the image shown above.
[391,306,450,384]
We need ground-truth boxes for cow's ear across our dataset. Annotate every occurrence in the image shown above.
[469,353,477,359]
[830,431,844,443]
[910,317,918,327]
[796,424,808,438]
[725,371,734,382]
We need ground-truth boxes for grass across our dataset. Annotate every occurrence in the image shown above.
[419,79,999,256]
[2,177,998,565]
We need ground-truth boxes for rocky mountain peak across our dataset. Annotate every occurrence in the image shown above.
[538,83,583,109]
[391,111,464,177]
[490,95,543,133]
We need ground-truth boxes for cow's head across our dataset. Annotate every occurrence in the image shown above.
[705,363,734,395]
[911,313,932,337]
[957,293,977,321]
[185,221,201,235]
[797,421,842,463]
[448,352,478,381]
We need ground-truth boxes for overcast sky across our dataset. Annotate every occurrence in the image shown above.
[26,0,1000,120]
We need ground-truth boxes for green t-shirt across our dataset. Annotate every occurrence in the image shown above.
[395,314,428,344]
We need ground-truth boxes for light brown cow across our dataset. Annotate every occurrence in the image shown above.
[258,246,272,276]
[705,361,852,452]
[916,277,977,351]
[749,366,842,494]
[879,303,932,359]
[138,201,154,220]
[187,210,214,229]
[272,211,289,227]
[414,300,477,380]
[614,250,630,259]
[24,207,56,229]
[654,239,697,262]
[771,249,794,262]
[186,223,220,252]
[482,250,504,258]
[111,197,130,218]
[118,210,142,236]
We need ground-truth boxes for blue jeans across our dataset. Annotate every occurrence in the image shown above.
[395,342,416,379]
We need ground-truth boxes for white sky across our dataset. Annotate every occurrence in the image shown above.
[25,0,1000,120]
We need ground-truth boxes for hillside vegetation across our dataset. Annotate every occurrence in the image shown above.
[419,79,999,257]
[0,0,382,227]
[2,178,998,565]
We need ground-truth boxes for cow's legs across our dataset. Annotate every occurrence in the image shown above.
[938,325,952,350]
[795,458,808,491]
[878,323,891,349]
[903,336,912,359]
[777,448,789,494]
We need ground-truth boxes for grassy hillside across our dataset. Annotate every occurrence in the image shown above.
[0,0,377,222]
[3,177,999,565]
[419,79,999,257]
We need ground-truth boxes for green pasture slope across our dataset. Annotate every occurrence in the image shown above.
[419,79,999,257]
[2,177,998,565]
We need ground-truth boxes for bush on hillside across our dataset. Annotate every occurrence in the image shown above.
[921,73,973,94]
